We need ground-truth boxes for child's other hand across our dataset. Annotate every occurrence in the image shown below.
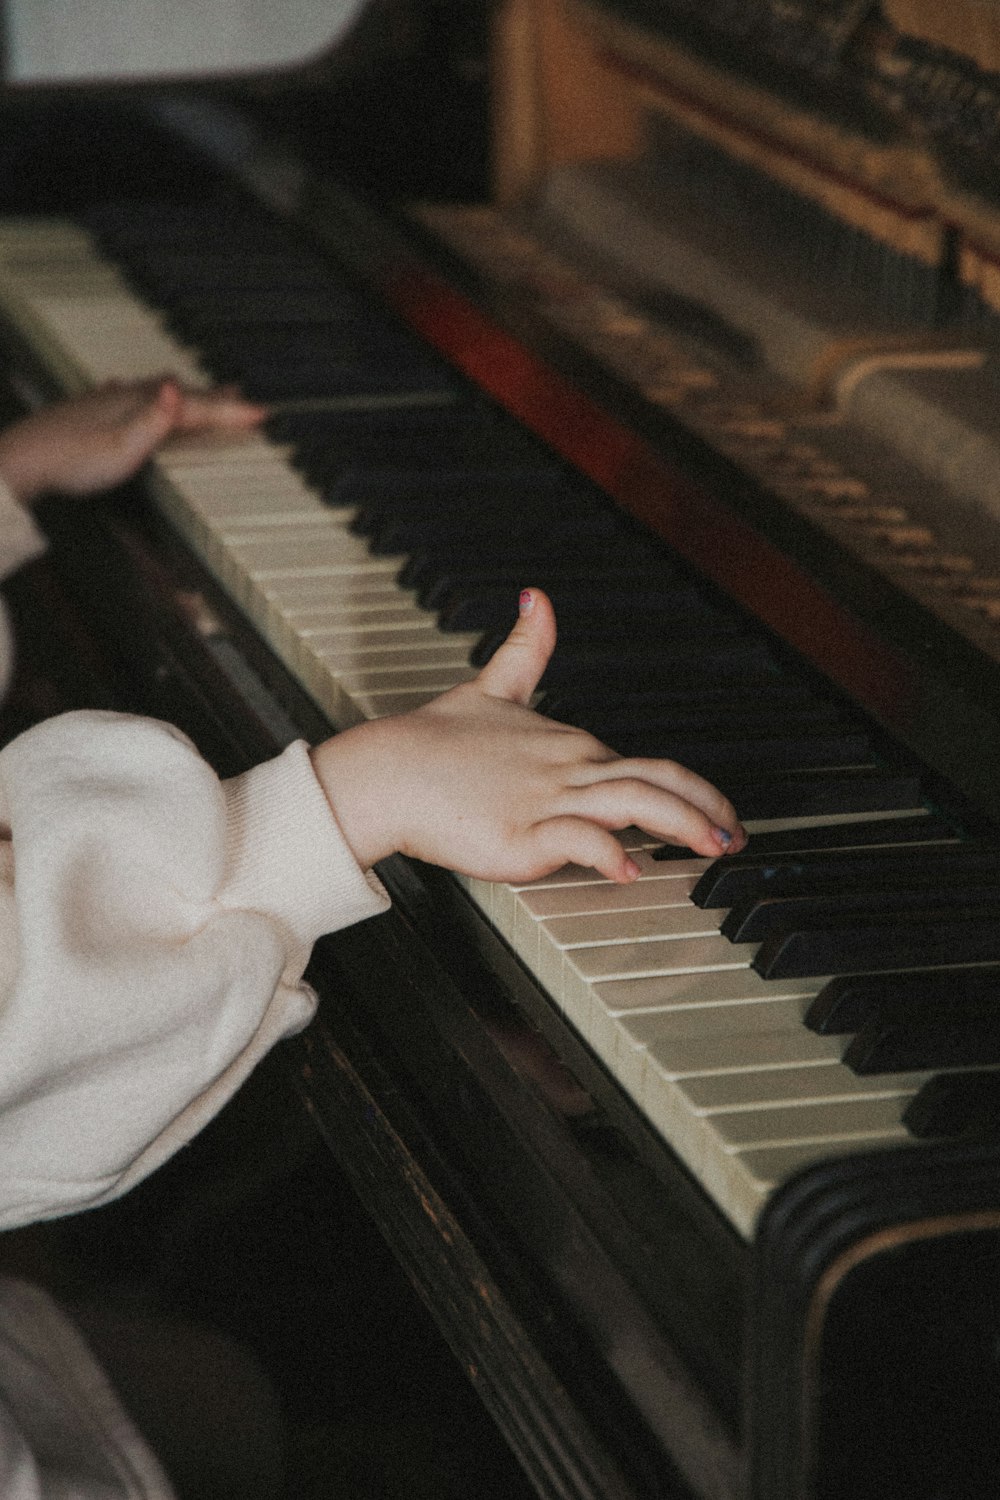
[0,377,266,505]
[311,589,747,884]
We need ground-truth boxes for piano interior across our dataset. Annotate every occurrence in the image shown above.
[3,2,1000,1497]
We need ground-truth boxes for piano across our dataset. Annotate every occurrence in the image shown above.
[2,3,1000,1495]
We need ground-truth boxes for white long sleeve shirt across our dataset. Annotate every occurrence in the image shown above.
[0,477,391,1495]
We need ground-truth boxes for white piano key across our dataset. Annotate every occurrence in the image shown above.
[542,905,724,948]
[518,873,702,919]
[28,292,207,384]
[617,995,824,1054]
[263,573,415,611]
[564,934,757,986]
[306,645,476,693]
[176,476,326,518]
[679,1062,928,1112]
[350,688,446,719]
[295,599,432,629]
[612,1000,804,1098]
[163,458,319,491]
[553,935,759,1033]
[600,976,823,1090]
[712,1096,912,1151]
[288,624,462,690]
[511,876,702,981]
[159,432,295,466]
[308,627,477,660]
[710,1135,910,1238]
[643,1068,911,1235]
[592,965,823,1019]
[228,527,399,578]
[330,668,478,709]
[642,1024,844,1081]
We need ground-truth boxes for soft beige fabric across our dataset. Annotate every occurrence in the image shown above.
[0,714,388,1228]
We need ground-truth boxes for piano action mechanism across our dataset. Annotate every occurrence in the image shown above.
[3,2,1000,1495]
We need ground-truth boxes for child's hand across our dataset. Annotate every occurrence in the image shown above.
[0,377,266,505]
[310,589,746,884]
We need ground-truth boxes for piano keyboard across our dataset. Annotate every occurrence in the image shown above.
[0,203,992,1239]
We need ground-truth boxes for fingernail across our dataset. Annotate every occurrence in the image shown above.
[714,828,732,849]
[519,589,534,614]
[623,857,641,880]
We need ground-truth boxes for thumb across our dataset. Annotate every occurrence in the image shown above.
[475,588,557,705]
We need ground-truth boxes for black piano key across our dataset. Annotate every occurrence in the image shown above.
[692,838,994,908]
[549,697,845,741]
[342,463,570,505]
[845,1005,1000,1073]
[659,822,953,870]
[603,729,874,773]
[151,258,384,303]
[435,578,723,631]
[350,485,575,536]
[537,635,776,686]
[806,967,1000,1034]
[537,676,828,722]
[663,813,957,869]
[209,344,448,393]
[724,876,1000,943]
[214,360,452,403]
[120,250,343,297]
[367,508,623,557]
[754,906,1000,979]
[399,539,663,591]
[310,443,541,500]
[903,1072,1000,1138]
[571,716,862,762]
[721,768,924,823]
[167,288,373,327]
[267,403,475,461]
[468,613,748,670]
[472,619,752,669]
[203,322,437,363]
[423,567,674,616]
[437,580,710,632]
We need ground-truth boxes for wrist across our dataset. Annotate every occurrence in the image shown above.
[309,722,397,874]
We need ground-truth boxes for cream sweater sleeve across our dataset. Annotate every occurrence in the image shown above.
[0,709,389,1230]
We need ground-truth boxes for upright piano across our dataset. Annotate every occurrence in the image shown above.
[3,2,1000,1496]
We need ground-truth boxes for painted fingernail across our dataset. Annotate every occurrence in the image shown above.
[715,828,732,848]
[519,589,534,614]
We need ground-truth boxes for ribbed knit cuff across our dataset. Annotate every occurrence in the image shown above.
[0,478,46,582]
[220,740,390,957]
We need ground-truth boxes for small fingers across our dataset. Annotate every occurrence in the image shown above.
[173,384,268,430]
[561,776,741,858]
[527,816,644,883]
[571,755,744,851]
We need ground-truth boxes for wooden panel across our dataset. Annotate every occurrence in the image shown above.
[491,0,641,206]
